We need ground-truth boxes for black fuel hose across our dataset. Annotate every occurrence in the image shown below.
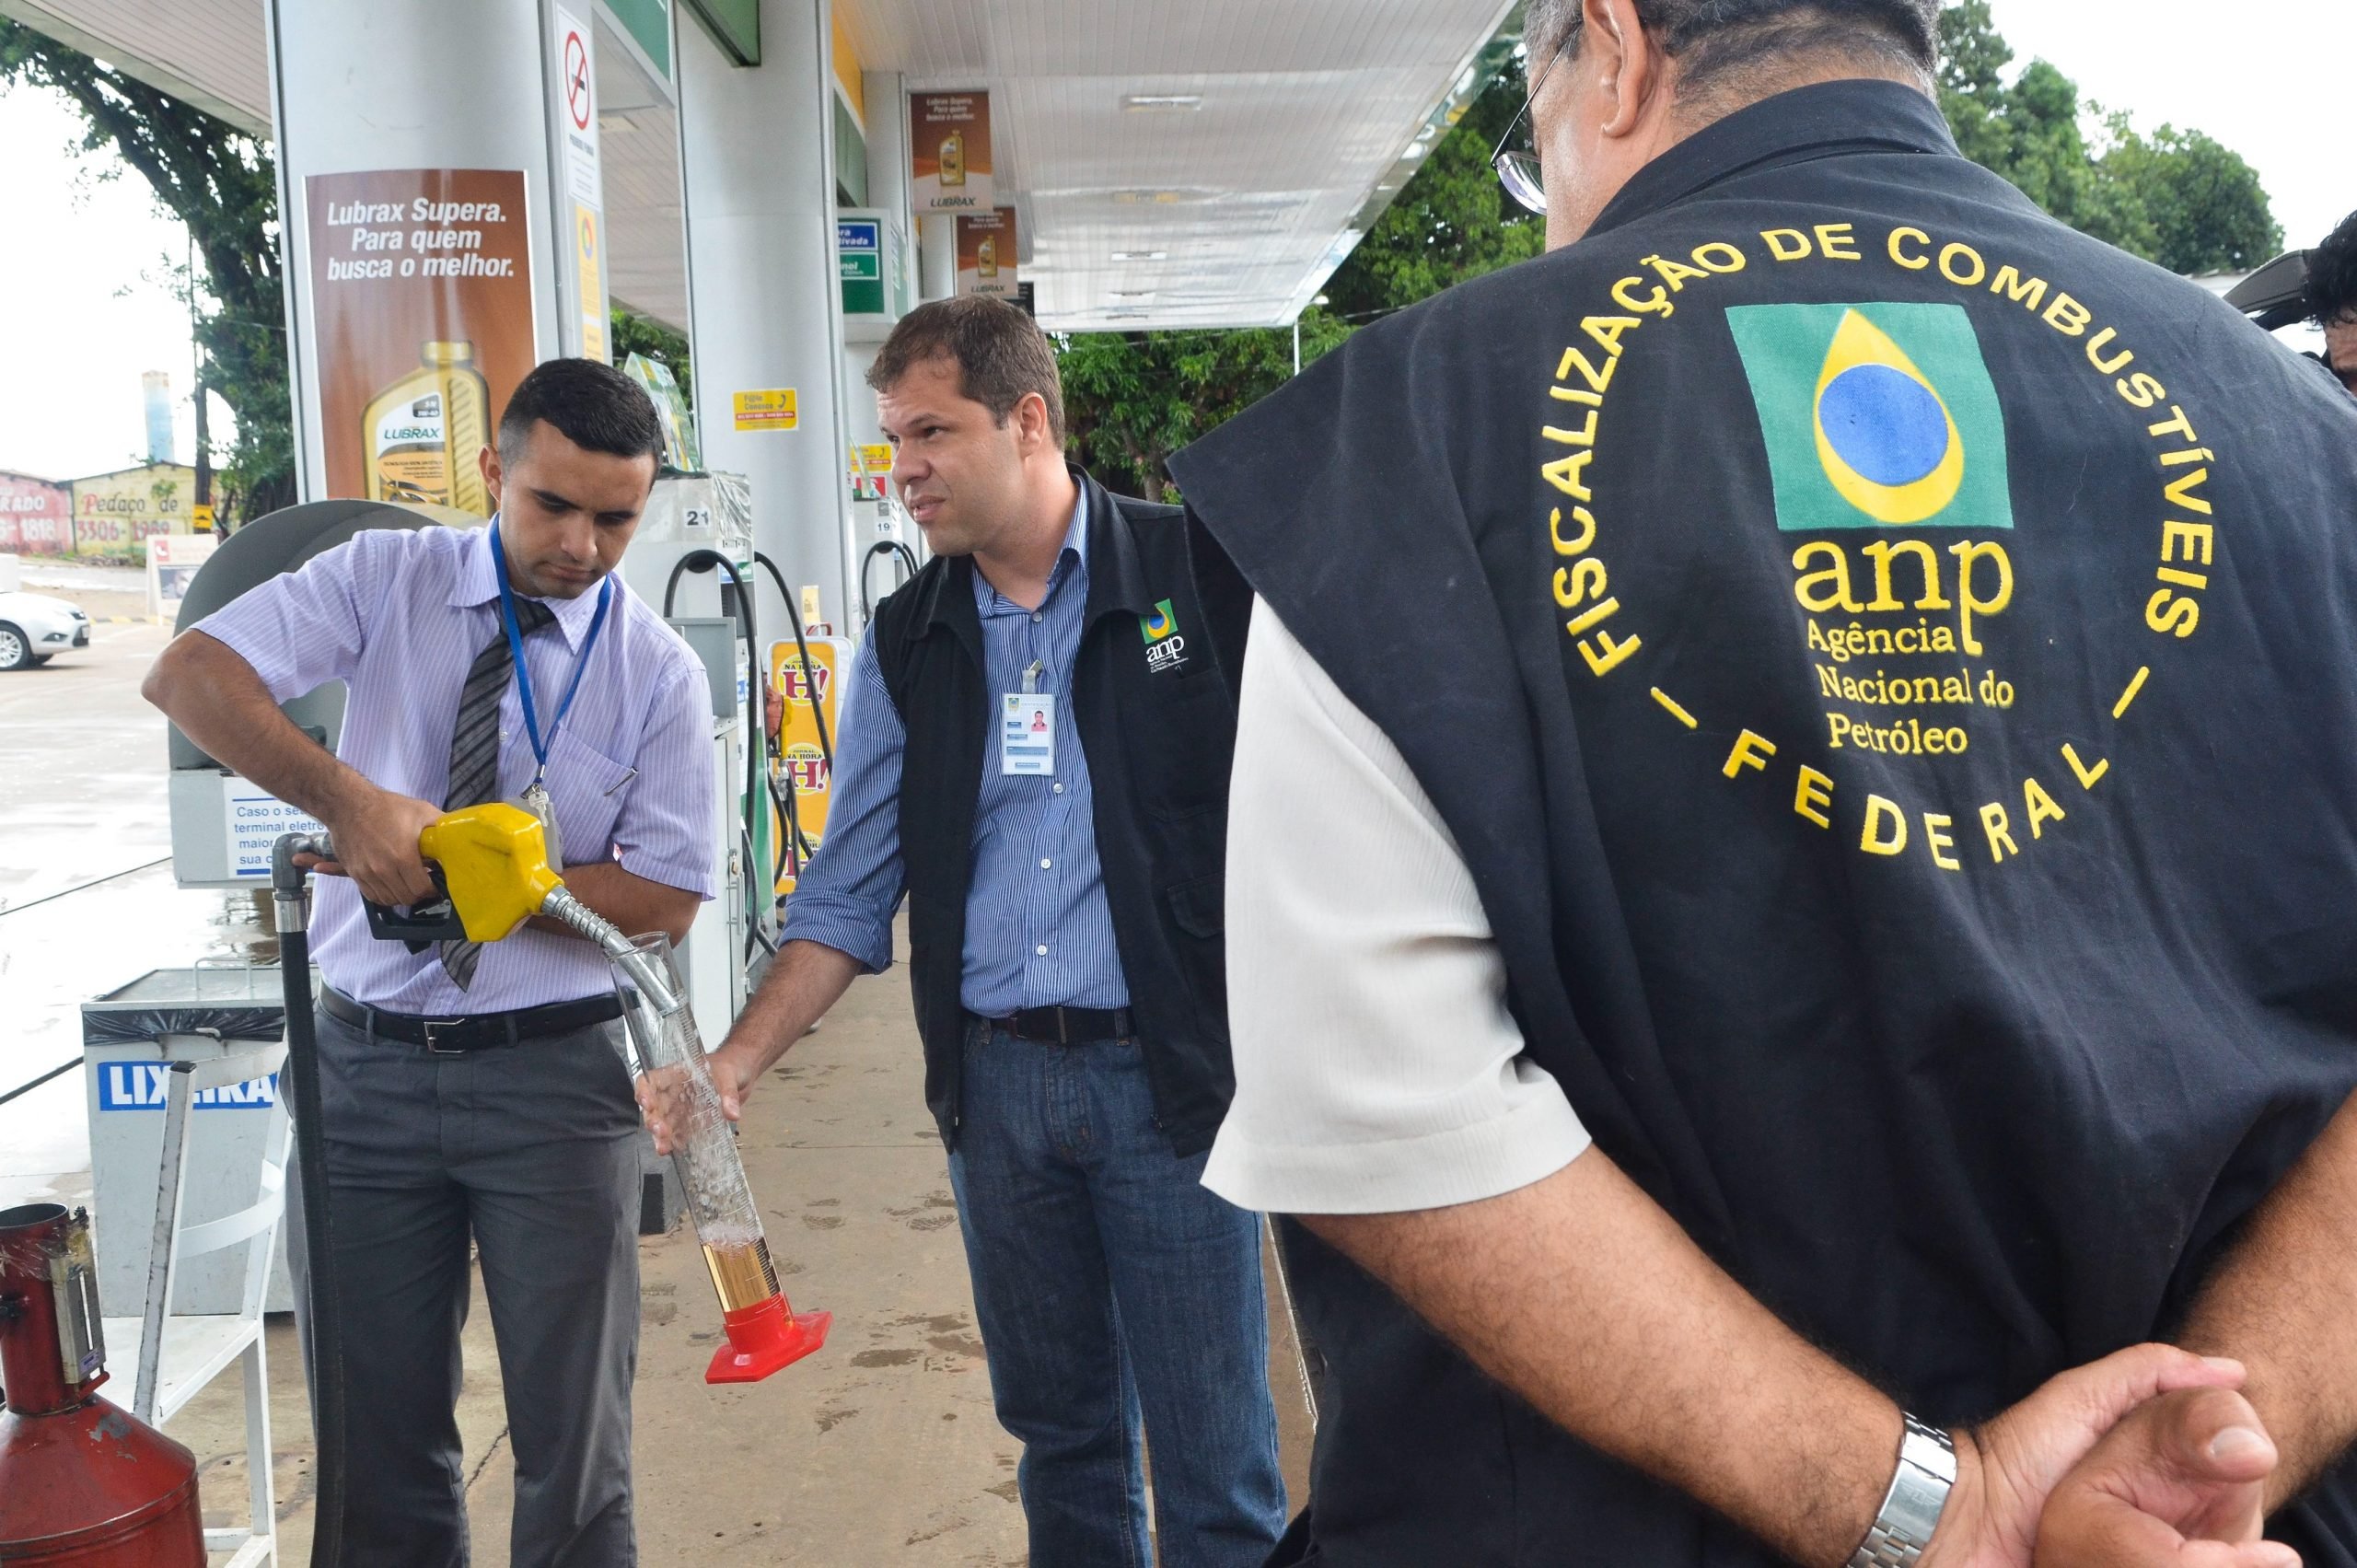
[860,540,919,624]
[663,552,767,955]
[752,552,833,771]
[271,834,344,1568]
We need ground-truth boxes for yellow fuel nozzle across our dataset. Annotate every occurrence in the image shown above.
[418,803,567,942]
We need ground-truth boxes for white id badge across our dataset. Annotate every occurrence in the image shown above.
[1001,692,1056,776]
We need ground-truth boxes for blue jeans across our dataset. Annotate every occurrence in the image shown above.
[947,1019,1286,1568]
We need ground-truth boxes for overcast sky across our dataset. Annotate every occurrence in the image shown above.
[0,1,2345,483]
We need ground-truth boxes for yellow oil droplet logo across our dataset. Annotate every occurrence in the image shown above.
[1812,309,1967,525]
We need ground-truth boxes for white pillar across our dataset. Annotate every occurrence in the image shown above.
[266,0,574,504]
[917,215,958,303]
[678,0,853,633]
[861,71,916,314]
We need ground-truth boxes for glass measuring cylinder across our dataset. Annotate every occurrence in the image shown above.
[606,933,830,1381]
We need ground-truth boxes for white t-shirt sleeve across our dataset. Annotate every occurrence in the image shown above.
[1204,599,1592,1215]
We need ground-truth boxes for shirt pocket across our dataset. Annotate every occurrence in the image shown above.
[545,727,636,866]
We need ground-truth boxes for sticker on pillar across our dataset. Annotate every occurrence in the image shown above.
[574,202,609,363]
[733,389,799,433]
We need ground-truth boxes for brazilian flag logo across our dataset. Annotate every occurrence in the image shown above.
[1141,599,1178,643]
[1727,302,2013,530]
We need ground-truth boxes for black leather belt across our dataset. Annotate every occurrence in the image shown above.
[321,986,623,1055]
[983,1005,1135,1045]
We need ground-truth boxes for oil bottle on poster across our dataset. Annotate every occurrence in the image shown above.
[939,128,965,188]
[363,341,492,515]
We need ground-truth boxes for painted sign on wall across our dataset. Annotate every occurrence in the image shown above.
[71,463,197,557]
[0,471,72,555]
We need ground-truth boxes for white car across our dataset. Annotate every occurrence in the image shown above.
[0,591,91,670]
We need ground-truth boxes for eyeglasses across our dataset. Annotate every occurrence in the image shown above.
[1491,32,1573,215]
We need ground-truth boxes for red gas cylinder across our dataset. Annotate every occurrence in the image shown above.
[0,1202,204,1565]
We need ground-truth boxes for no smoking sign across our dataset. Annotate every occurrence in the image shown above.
[563,29,593,130]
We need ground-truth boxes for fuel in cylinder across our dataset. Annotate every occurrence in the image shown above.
[608,934,831,1383]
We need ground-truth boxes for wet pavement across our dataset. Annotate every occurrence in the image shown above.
[0,617,264,1209]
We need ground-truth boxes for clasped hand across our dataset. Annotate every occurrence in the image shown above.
[1919,1346,2297,1568]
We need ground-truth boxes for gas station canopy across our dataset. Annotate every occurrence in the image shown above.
[0,0,1519,332]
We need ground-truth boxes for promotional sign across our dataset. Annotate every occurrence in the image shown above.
[0,472,72,555]
[733,389,799,433]
[71,463,196,557]
[147,531,217,622]
[552,7,610,362]
[305,168,536,515]
[957,207,1018,298]
[910,91,992,212]
[770,636,851,896]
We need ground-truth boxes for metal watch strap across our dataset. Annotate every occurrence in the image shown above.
[1848,1416,1957,1568]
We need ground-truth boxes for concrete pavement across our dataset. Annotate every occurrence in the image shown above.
[159,944,1314,1563]
[1,593,1315,1562]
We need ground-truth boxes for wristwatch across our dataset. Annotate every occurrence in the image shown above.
[1848,1415,1956,1568]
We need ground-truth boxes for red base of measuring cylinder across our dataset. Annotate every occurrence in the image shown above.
[705,1294,831,1385]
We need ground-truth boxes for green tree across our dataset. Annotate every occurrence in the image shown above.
[612,305,693,406]
[1060,313,1352,501]
[0,21,292,520]
[2098,122,2282,275]
[1060,56,1542,499]
[1319,55,1544,321]
[1934,1,2277,273]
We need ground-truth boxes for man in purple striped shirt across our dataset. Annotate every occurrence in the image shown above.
[144,358,714,1568]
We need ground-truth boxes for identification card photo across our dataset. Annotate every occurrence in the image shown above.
[1002,691,1055,776]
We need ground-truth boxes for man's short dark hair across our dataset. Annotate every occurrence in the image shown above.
[866,296,1066,445]
[1526,0,1941,100]
[497,356,666,469]
[2307,211,2357,328]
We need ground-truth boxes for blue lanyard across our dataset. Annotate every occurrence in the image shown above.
[491,523,612,785]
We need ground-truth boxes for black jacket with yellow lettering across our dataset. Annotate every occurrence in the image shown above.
[1172,79,2357,1567]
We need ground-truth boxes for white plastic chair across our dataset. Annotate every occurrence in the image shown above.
[100,1036,289,1568]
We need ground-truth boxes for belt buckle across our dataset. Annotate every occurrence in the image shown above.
[421,1018,469,1055]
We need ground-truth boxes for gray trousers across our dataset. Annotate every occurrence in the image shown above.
[288,1003,642,1568]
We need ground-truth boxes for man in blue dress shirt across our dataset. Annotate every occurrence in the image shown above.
[643,297,1283,1567]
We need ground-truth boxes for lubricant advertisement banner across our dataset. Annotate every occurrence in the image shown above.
[957,207,1018,298]
[305,168,536,516]
[910,90,992,212]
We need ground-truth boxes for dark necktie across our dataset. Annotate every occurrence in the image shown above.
[437,597,556,990]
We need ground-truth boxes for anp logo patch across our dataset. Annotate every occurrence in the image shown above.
[1728,302,2012,530]
[1140,599,1178,643]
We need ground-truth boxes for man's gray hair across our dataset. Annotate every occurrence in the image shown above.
[1524,0,1941,91]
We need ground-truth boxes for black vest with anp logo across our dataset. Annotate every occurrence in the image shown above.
[1174,79,2357,1568]
[871,466,1252,1156]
